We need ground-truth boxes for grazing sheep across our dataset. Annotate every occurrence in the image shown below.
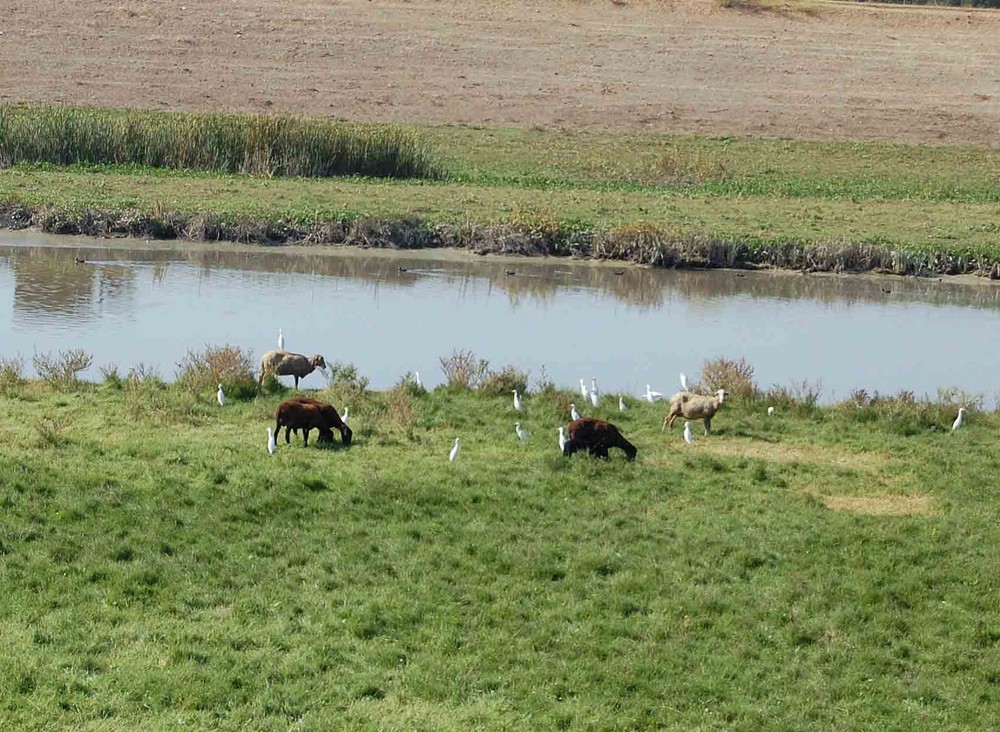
[274,398,352,447]
[259,349,327,389]
[662,389,729,435]
[563,417,637,462]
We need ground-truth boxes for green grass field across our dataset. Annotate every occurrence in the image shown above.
[2,374,999,730]
[3,109,1000,272]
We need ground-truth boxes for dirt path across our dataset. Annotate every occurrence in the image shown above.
[1,0,999,144]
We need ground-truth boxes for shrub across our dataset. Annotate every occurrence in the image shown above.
[400,371,428,397]
[701,357,756,400]
[100,363,124,389]
[383,381,417,439]
[479,365,530,397]
[440,350,489,391]
[0,355,26,395]
[759,380,822,416]
[33,348,92,388]
[176,344,256,399]
[325,362,370,392]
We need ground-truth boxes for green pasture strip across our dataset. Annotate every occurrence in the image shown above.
[3,166,1000,256]
[1,383,999,730]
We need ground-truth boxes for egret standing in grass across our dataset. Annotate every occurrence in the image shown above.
[580,378,588,398]
[619,395,627,412]
[683,421,693,445]
[515,422,530,441]
[558,427,567,453]
[570,403,581,421]
[277,328,284,351]
[590,378,600,407]
[342,407,350,426]
[680,372,689,391]
[414,371,422,389]
[767,406,775,416]
[267,427,276,455]
[952,407,966,431]
[645,385,663,403]
[216,383,225,407]
[513,389,523,413]
[449,437,461,462]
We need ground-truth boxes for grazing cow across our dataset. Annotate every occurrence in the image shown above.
[563,417,637,461]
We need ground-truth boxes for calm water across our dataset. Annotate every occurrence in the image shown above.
[2,231,1000,404]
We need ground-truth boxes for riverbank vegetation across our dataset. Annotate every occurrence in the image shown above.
[3,105,1000,276]
[1,350,999,729]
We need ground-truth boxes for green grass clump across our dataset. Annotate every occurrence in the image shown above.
[0,104,438,180]
[1,376,999,729]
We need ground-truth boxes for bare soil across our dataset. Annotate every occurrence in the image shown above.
[1,0,999,144]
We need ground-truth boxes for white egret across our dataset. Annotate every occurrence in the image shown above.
[767,406,775,416]
[513,389,523,413]
[558,427,568,453]
[952,408,966,431]
[267,427,276,455]
[570,403,581,421]
[414,371,422,389]
[515,422,530,441]
[277,328,285,350]
[342,407,350,426]
[645,385,663,403]
[579,378,588,398]
[589,389,599,408]
[449,437,461,462]
[216,383,225,407]
[619,395,627,412]
[683,421,693,445]
[680,372,688,391]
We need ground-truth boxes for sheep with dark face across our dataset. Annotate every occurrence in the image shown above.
[563,417,637,461]
[662,389,729,435]
[274,398,352,447]
[259,350,327,388]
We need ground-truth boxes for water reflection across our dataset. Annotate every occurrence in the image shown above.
[1,233,999,403]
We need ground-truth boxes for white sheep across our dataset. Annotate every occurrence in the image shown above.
[662,389,729,435]
[259,349,327,389]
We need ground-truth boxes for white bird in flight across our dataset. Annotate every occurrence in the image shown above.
[216,383,225,407]
[515,422,530,441]
[570,403,581,421]
[645,385,663,403]
[342,407,350,426]
[579,378,588,398]
[449,437,461,462]
[767,406,775,416]
[558,427,567,453]
[267,427,276,455]
[683,421,693,445]
[513,389,523,413]
[952,408,966,431]
[619,395,627,412]
[680,372,688,391]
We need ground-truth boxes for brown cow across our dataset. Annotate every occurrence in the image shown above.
[274,398,352,447]
[563,417,637,461]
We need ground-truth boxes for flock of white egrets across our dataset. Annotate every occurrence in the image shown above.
[221,330,970,460]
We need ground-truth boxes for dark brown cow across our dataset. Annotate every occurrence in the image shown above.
[274,398,352,447]
[563,417,637,461]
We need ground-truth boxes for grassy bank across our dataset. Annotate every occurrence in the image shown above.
[3,107,1000,276]
[1,367,999,730]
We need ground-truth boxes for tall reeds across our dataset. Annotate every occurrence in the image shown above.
[0,104,438,179]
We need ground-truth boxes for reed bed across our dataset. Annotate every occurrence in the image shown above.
[0,104,438,179]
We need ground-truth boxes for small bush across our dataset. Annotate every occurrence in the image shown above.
[701,357,756,400]
[33,348,92,388]
[100,363,124,389]
[533,366,557,397]
[383,382,417,440]
[0,355,26,395]
[33,416,68,448]
[440,350,489,391]
[479,365,530,397]
[759,380,822,415]
[326,362,370,392]
[400,371,427,397]
[176,344,256,399]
